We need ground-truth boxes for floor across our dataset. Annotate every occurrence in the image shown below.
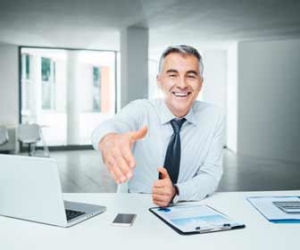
[45,149,300,193]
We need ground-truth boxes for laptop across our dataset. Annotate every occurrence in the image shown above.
[0,154,106,227]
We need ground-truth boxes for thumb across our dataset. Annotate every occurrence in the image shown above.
[129,125,148,142]
[157,167,170,180]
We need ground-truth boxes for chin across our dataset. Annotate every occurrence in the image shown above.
[172,106,190,117]
[166,98,193,116]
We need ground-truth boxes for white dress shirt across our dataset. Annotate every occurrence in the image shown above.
[92,98,225,202]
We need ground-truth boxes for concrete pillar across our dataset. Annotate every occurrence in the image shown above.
[120,26,149,107]
[30,55,41,123]
[66,51,80,145]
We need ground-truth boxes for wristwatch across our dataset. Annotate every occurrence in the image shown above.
[172,184,180,204]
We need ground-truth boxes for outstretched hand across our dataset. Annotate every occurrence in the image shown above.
[152,167,176,207]
[99,126,148,184]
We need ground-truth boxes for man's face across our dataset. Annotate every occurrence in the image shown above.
[157,52,203,117]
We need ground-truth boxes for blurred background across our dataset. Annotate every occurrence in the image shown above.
[0,0,299,193]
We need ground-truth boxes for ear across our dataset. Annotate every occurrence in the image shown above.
[199,76,204,90]
[156,74,162,88]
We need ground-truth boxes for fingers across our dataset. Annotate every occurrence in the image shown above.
[104,150,130,184]
[152,193,170,207]
[112,139,136,179]
[152,188,174,207]
[99,126,147,184]
[157,167,169,179]
[122,145,136,169]
[99,133,135,184]
[152,176,175,207]
[152,180,173,194]
[114,147,133,181]
[129,125,148,142]
[106,159,125,184]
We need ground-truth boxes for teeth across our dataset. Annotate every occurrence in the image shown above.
[174,92,189,97]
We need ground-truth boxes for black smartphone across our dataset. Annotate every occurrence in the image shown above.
[111,213,137,226]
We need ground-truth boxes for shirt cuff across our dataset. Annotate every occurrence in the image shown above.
[171,184,180,204]
[91,126,118,151]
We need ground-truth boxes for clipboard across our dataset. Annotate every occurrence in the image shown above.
[149,203,245,235]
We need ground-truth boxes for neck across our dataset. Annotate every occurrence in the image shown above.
[166,105,189,118]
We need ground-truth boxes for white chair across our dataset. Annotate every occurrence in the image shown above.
[0,126,9,146]
[18,123,49,157]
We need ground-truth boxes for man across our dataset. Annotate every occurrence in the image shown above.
[92,45,224,207]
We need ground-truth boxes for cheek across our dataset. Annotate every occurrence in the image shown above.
[197,84,202,92]
[193,81,203,92]
[160,80,175,92]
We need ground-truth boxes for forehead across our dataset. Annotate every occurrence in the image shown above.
[161,52,200,73]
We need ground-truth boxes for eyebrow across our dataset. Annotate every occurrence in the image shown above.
[166,69,178,74]
[165,69,199,76]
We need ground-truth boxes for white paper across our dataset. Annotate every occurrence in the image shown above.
[152,204,241,233]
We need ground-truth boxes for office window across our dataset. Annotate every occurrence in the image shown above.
[20,48,117,146]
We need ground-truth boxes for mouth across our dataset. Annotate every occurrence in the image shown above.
[172,92,191,97]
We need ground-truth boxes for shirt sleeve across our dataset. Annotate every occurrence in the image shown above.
[91,100,145,150]
[175,112,225,202]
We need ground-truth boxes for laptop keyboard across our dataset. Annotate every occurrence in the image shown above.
[65,209,85,221]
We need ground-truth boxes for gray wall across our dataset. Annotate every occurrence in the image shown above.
[0,44,18,126]
[237,38,300,163]
[226,43,238,152]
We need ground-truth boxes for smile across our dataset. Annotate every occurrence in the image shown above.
[172,92,191,97]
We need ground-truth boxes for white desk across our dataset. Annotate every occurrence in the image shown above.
[1,190,300,250]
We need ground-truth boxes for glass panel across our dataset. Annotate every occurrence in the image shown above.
[25,54,30,80]
[21,54,31,119]
[93,66,101,111]
[41,57,51,81]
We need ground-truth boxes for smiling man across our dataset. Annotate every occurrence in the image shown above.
[92,45,225,207]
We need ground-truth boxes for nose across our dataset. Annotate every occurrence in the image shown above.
[177,76,188,88]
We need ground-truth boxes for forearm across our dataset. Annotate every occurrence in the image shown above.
[91,120,120,151]
[91,100,144,150]
[176,164,223,201]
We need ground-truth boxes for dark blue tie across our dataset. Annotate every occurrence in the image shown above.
[161,118,186,184]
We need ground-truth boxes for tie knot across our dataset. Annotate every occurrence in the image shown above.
[170,118,186,134]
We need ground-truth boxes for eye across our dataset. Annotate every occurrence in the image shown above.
[186,74,196,79]
[168,74,177,78]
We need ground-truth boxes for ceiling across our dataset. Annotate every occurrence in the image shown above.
[0,0,300,57]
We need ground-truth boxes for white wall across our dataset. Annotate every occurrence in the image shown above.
[237,38,300,163]
[202,50,227,145]
[0,44,19,126]
[202,50,227,111]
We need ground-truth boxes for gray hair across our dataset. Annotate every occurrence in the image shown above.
[158,45,204,77]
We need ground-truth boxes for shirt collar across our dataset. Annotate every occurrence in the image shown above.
[158,99,198,126]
